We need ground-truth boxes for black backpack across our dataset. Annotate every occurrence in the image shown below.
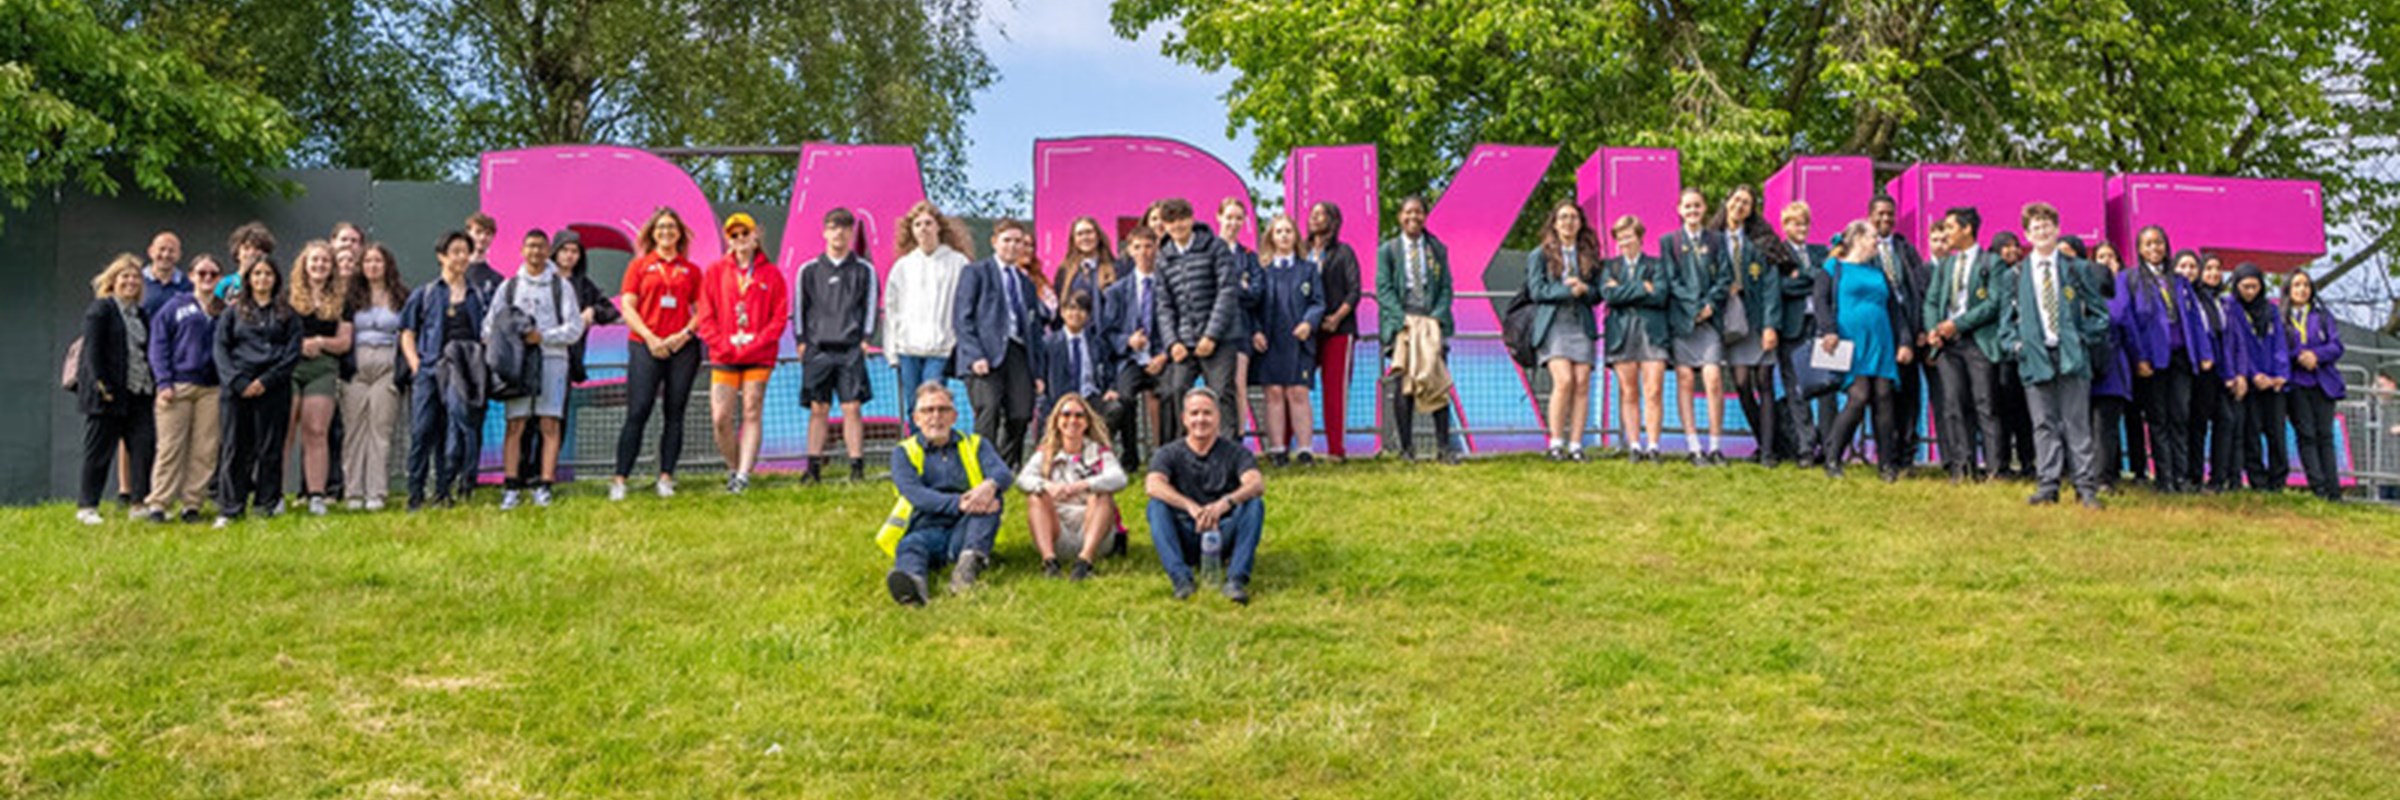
[1500,285,1541,369]
[486,276,561,401]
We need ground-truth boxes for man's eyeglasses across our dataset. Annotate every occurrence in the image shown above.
[916,405,956,414]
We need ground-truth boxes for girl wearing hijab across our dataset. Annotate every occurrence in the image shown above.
[2226,264,2291,490]
[2282,271,2345,500]
[2182,253,2239,491]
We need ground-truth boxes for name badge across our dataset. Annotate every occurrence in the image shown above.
[660,295,679,309]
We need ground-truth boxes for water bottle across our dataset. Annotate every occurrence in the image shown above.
[1200,526,1224,581]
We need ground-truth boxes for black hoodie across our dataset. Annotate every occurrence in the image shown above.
[554,229,623,383]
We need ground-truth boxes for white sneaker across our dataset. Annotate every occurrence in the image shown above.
[308,497,328,516]
[500,490,521,511]
[532,487,553,508]
[345,498,364,511]
[655,476,676,498]
[363,498,386,512]
[608,482,627,502]
[212,516,232,529]
[126,506,150,522]
[75,508,104,526]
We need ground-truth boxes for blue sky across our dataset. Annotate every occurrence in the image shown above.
[962,0,1261,196]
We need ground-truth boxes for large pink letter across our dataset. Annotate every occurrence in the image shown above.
[1281,145,1382,329]
[778,144,928,272]
[480,145,726,369]
[1885,164,2105,260]
[1033,137,1255,266]
[480,145,724,272]
[1575,147,1682,259]
[1763,156,1874,244]
[1424,144,1556,453]
[2106,175,2325,272]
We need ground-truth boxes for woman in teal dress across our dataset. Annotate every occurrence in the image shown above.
[1814,220,1904,480]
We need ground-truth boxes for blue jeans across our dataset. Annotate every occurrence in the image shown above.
[405,370,480,500]
[892,511,1002,577]
[1147,498,1264,585]
[894,355,949,428]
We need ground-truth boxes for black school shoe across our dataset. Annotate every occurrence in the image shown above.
[887,571,929,606]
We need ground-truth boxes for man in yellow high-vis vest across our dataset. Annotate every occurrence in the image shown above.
[886,382,1015,606]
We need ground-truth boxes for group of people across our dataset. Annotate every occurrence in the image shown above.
[68,215,630,526]
[62,189,2357,602]
[1522,188,2351,506]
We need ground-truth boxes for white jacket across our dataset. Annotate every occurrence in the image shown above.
[883,244,969,363]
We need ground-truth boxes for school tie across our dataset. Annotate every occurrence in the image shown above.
[1880,240,1901,287]
[1070,334,1089,394]
[2039,259,2061,341]
[999,262,1021,342]
[1408,240,1426,293]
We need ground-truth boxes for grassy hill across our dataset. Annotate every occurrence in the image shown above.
[3,458,2397,797]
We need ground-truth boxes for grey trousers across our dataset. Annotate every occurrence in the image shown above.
[1933,344,2002,473]
[2026,369,2098,498]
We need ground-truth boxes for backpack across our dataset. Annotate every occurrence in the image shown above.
[60,337,84,392]
[1500,286,1540,369]
[486,276,562,401]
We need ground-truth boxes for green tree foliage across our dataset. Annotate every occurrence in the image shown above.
[108,0,997,205]
[1111,0,2400,245]
[0,0,297,230]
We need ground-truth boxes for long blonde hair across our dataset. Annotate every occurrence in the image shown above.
[287,239,346,321]
[1033,392,1115,469]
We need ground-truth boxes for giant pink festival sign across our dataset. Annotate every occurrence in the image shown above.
[1885,164,2106,259]
[1280,145,1382,329]
[476,141,2329,457]
[2106,174,2326,272]
[1763,156,1874,245]
[1576,147,1682,258]
[1032,137,1255,267]
[779,143,927,271]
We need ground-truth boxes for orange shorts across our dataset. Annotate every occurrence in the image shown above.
[711,365,774,386]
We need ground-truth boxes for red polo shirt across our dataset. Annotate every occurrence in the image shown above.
[622,251,703,337]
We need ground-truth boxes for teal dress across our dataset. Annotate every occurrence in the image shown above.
[1829,257,1898,384]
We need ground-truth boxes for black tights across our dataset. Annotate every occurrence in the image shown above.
[1731,364,1777,461]
[1825,377,1896,470]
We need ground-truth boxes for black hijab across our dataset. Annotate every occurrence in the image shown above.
[2233,263,2274,335]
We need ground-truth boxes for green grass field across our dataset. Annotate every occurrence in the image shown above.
[4,458,2398,797]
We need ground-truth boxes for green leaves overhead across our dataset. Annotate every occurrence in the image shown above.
[0,0,298,231]
[1113,0,2399,245]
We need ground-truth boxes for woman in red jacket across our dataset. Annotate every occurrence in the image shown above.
[612,208,707,501]
[696,213,789,494]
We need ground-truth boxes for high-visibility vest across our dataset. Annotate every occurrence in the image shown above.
[876,433,986,556]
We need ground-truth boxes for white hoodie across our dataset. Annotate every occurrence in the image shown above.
[882,244,969,363]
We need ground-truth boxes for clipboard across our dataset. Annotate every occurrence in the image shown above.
[1810,339,1856,373]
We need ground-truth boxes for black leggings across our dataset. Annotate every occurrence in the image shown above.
[1826,377,1896,470]
[615,343,701,479]
[1731,363,1777,461]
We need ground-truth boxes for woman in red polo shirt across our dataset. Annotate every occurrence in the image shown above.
[696,213,788,494]
[612,207,706,501]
